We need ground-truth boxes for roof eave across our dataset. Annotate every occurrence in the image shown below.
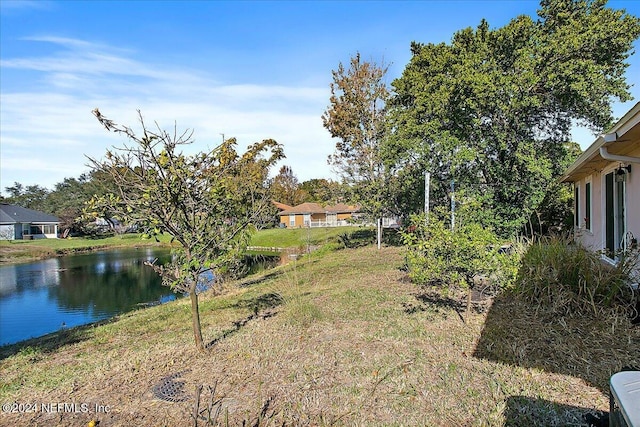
[560,102,640,183]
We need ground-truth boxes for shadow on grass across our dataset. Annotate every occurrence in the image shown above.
[404,287,493,322]
[472,293,640,395]
[0,317,115,361]
[337,228,404,248]
[205,292,283,349]
[504,395,608,427]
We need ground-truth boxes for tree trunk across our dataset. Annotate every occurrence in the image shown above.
[465,287,472,323]
[189,289,205,351]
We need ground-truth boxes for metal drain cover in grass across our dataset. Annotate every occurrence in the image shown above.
[152,370,191,403]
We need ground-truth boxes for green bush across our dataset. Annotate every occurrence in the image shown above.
[513,236,638,316]
[337,229,376,248]
[402,213,519,294]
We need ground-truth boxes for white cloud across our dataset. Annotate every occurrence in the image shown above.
[0,0,52,13]
[0,36,337,194]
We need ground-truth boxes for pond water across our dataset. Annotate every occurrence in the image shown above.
[0,247,176,346]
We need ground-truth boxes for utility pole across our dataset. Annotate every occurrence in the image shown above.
[424,171,430,222]
[450,179,455,231]
[220,133,225,144]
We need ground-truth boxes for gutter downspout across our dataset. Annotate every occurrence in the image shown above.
[599,146,640,164]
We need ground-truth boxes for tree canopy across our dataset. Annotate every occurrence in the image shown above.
[387,0,640,237]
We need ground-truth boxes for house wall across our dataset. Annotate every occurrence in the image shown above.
[628,146,640,244]
[0,223,59,240]
[279,212,355,228]
[279,214,306,228]
[574,145,640,256]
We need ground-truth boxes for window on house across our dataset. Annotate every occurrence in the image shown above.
[574,184,580,228]
[585,181,591,231]
[289,214,295,227]
[604,171,626,260]
[30,224,56,235]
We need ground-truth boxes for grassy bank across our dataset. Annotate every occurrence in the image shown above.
[0,234,174,264]
[0,227,367,264]
[1,245,636,426]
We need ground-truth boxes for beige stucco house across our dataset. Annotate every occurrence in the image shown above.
[277,202,359,228]
[560,102,640,269]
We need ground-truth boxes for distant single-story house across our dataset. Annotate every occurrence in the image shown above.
[0,204,60,240]
[560,102,640,267]
[277,202,360,228]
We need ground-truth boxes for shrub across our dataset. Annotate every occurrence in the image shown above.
[402,213,520,316]
[337,229,376,248]
[513,235,638,317]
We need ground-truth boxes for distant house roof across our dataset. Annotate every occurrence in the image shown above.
[0,204,60,224]
[272,201,293,211]
[325,203,359,213]
[277,202,360,215]
[279,202,325,215]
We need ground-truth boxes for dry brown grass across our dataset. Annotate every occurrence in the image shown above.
[1,245,638,426]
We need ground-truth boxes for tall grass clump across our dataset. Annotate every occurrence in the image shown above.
[514,235,638,317]
[267,256,325,328]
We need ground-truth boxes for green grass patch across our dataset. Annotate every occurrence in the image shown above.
[249,226,366,248]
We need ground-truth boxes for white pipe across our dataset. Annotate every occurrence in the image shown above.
[599,146,640,164]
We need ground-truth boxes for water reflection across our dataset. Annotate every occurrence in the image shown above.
[0,247,174,346]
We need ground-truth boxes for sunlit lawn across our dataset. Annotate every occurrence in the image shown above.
[249,226,365,248]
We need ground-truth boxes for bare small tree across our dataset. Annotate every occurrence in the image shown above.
[87,109,284,351]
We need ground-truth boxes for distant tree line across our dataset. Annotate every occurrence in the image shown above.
[1,165,350,236]
[1,171,119,235]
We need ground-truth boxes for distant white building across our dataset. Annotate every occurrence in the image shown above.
[0,204,60,240]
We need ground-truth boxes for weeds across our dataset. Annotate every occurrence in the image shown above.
[514,235,638,318]
[192,381,280,427]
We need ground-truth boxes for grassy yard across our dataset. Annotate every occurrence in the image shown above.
[249,226,366,248]
[1,245,636,426]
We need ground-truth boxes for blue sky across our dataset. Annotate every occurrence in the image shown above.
[1,0,639,194]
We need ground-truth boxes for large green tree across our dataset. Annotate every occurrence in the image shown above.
[387,0,640,237]
[88,109,284,351]
[322,53,393,247]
